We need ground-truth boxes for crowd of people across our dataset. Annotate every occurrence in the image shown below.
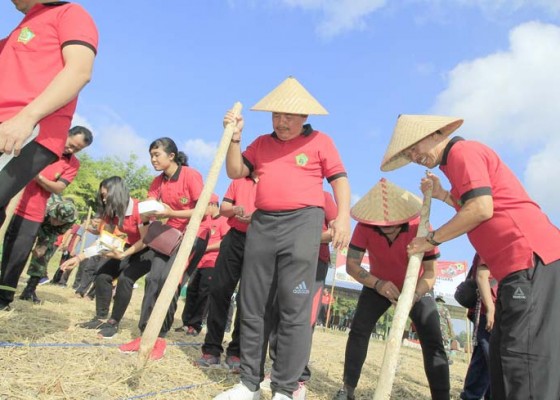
[2,1,560,400]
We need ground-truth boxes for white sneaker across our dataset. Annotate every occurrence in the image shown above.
[293,381,307,400]
[213,383,261,400]
[272,393,292,400]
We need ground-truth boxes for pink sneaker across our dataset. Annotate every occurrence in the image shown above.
[150,338,166,360]
[119,337,141,353]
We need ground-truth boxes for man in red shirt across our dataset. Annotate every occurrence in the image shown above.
[0,126,92,310]
[197,175,258,371]
[382,115,560,400]
[332,178,449,400]
[215,77,350,400]
[0,0,98,226]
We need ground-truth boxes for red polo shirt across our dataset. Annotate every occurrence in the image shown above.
[440,138,560,282]
[198,215,230,268]
[147,166,204,232]
[15,154,80,222]
[0,3,98,156]
[223,177,257,233]
[242,125,347,211]
[319,191,338,263]
[349,217,439,291]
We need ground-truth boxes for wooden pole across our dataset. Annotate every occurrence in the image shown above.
[325,252,338,329]
[373,177,433,400]
[0,189,23,244]
[78,207,93,255]
[136,102,242,368]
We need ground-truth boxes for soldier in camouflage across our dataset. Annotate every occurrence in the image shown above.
[19,195,77,304]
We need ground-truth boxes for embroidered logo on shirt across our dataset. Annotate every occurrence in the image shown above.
[295,153,309,167]
[293,281,310,295]
[18,27,35,44]
[180,197,188,204]
[512,287,526,300]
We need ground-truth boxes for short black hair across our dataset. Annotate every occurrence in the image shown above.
[69,125,93,145]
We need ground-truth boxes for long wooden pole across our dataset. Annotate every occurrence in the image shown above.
[325,251,338,329]
[136,102,242,368]
[0,190,23,244]
[373,178,433,400]
[79,207,93,255]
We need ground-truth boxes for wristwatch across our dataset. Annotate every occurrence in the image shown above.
[425,231,441,246]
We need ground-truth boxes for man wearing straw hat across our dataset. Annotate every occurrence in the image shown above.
[381,115,560,400]
[332,178,449,400]
[215,77,351,400]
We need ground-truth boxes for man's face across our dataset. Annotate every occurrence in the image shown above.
[403,134,441,169]
[64,133,89,155]
[272,113,307,141]
[12,0,38,14]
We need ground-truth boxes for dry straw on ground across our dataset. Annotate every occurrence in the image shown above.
[0,271,469,399]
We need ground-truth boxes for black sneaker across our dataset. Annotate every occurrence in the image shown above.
[98,320,119,339]
[77,318,105,329]
[333,388,355,400]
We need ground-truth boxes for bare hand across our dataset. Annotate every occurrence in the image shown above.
[61,257,80,271]
[223,110,244,141]
[0,114,36,156]
[104,250,126,260]
[330,215,350,250]
[406,236,434,256]
[153,202,173,219]
[377,280,400,304]
[486,307,495,331]
[421,172,446,200]
[235,214,252,224]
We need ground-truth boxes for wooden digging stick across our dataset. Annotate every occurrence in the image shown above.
[136,102,243,368]
[325,250,339,329]
[373,176,433,400]
[78,207,93,255]
[0,189,23,244]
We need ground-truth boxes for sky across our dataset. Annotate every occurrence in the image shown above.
[3,0,560,268]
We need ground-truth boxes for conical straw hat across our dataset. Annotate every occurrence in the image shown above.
[351,178,422,226]
[380,114,463,172]
[251,76,328,115]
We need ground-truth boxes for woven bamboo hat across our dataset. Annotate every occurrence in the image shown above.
[351,178,422,226]
[251,76,328,115]
[380,114,464,171]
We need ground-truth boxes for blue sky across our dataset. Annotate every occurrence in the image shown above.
[3,0,560,267]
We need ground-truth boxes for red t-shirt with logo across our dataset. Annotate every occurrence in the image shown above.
[0,3,98,156]
[319,191,338,263]
[440,138,560,282]
[242,125,347,211]
[222,177,257,233]
[349,217,439,291]
[15,154,80,222]
[198,215,230,268]
[148,166,204,232]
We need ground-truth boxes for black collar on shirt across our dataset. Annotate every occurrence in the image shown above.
[61,153,72,160]
[271,124,313,139]
[163,165,182,181]
[44,2,70,7]
[372,223,410,246]
[440,136,464,166]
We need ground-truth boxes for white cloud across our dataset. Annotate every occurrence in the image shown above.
[278,0,386,37]
[524,138,560,216]
[183,139,219,166]
[351,192,362,206]
[451,0,560,15]
[432,21,560,217]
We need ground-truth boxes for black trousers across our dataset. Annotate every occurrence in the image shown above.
[343,287,450,400]
[0,141,57,227]
[138,237,208,337]
[182,267,215,331]
[490,258,560,400]
[94,247,152,321]
[0,215,41,304]
[202,228,246,357]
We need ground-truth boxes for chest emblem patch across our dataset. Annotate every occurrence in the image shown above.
[18,27,35,44]
[295,153,309,167]
[180,197,189,205]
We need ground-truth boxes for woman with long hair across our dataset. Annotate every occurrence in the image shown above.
[118,137,209,360]
[62,176,151,338]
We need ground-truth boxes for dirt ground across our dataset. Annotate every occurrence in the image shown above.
[0,271,469,400]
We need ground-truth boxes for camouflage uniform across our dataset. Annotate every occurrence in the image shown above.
[20,195,77,303]
[436,298,455,364]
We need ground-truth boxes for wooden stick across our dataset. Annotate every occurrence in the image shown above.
[136,102,243,368]
[78,207,93,255]
[373,177,433,400]
[325,251,338,329]
[0,189,23,244]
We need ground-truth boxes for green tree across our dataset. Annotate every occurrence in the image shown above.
[64,153,154,217]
